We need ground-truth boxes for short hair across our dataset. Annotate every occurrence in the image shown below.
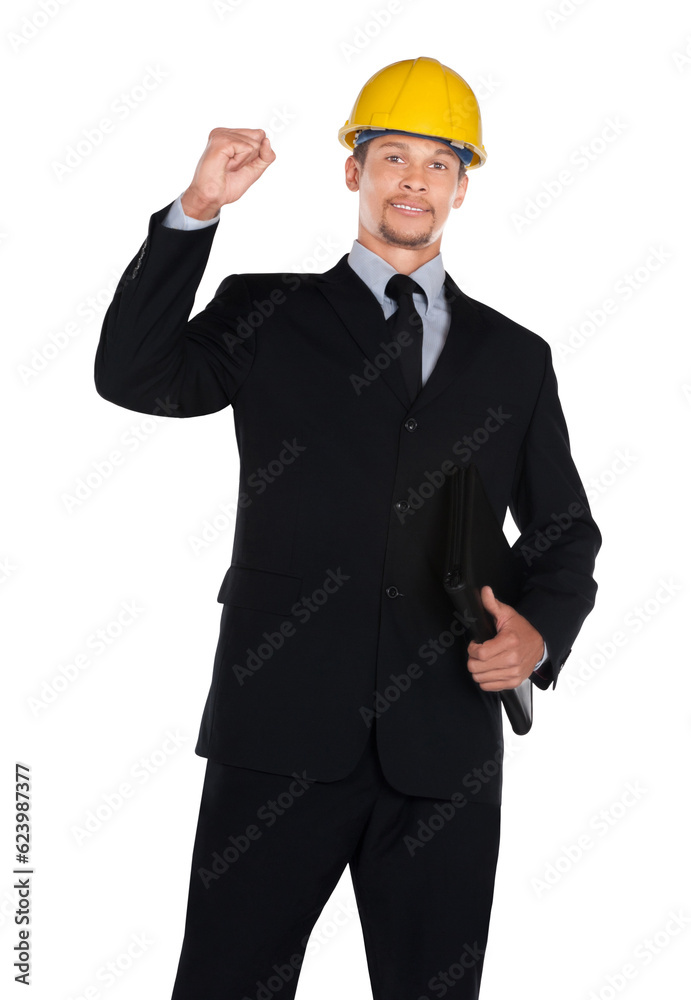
[352,137,467,182]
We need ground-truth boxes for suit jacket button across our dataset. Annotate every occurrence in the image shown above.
[395,500,409,512]
[385,586,400,598]
[404,418,417,431]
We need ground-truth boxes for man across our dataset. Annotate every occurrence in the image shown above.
[94,56,601,1000]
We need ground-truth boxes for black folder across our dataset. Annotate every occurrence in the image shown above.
[442,462,533,735]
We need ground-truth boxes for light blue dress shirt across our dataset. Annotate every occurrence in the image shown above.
[162,195,548,672]
[346,238,448,387]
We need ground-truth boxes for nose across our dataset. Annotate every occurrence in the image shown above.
[400,164,427,192]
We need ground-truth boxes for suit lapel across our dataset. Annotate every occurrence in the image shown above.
[315,254,410,408]
[315,254,487,414]
[416,271,487,414]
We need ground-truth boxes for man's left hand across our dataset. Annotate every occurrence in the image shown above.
[466,585,544,691]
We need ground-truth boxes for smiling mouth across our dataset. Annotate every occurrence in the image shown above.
[390,202,429,215]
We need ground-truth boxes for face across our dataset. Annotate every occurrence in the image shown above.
[344,133,469,250]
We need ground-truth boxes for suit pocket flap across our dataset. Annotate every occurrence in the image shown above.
[216,565,302,616]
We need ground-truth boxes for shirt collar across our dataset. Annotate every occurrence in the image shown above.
[347,239,446,316]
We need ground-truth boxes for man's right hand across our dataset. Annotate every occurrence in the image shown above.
[180,128,276,220]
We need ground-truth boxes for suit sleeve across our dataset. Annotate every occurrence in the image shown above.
[508,342,602,691]
[94,201,256,417]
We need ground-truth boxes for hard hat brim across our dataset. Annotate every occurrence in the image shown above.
[338,123,487,169]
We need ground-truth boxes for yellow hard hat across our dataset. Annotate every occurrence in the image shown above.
[338,56,487,169]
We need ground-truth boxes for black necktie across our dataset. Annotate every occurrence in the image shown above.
[385,273,424,404]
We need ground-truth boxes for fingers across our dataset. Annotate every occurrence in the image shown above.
[467,652,526,688]
[467,644,507,664]
[208,127,273,157]
[467,631,522,689]
[207,126,267,143]
[474,674,525,691]
[467,630,517,661]
[257,134,277,163]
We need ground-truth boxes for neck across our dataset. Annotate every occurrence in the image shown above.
[356,224,442,274]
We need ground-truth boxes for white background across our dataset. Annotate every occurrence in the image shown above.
[3,0,691,997]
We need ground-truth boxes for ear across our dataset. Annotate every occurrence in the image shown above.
[345,154,360,193]
[452,172,469,209]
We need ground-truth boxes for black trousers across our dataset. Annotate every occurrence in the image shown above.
[170,719,501,1000]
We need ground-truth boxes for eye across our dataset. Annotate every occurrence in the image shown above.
[385,155,448,169]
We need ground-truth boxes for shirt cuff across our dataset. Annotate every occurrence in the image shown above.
[162,193,221,230]
[533,641,548,671]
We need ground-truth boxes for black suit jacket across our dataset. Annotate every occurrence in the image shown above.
[94,200,602,805]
